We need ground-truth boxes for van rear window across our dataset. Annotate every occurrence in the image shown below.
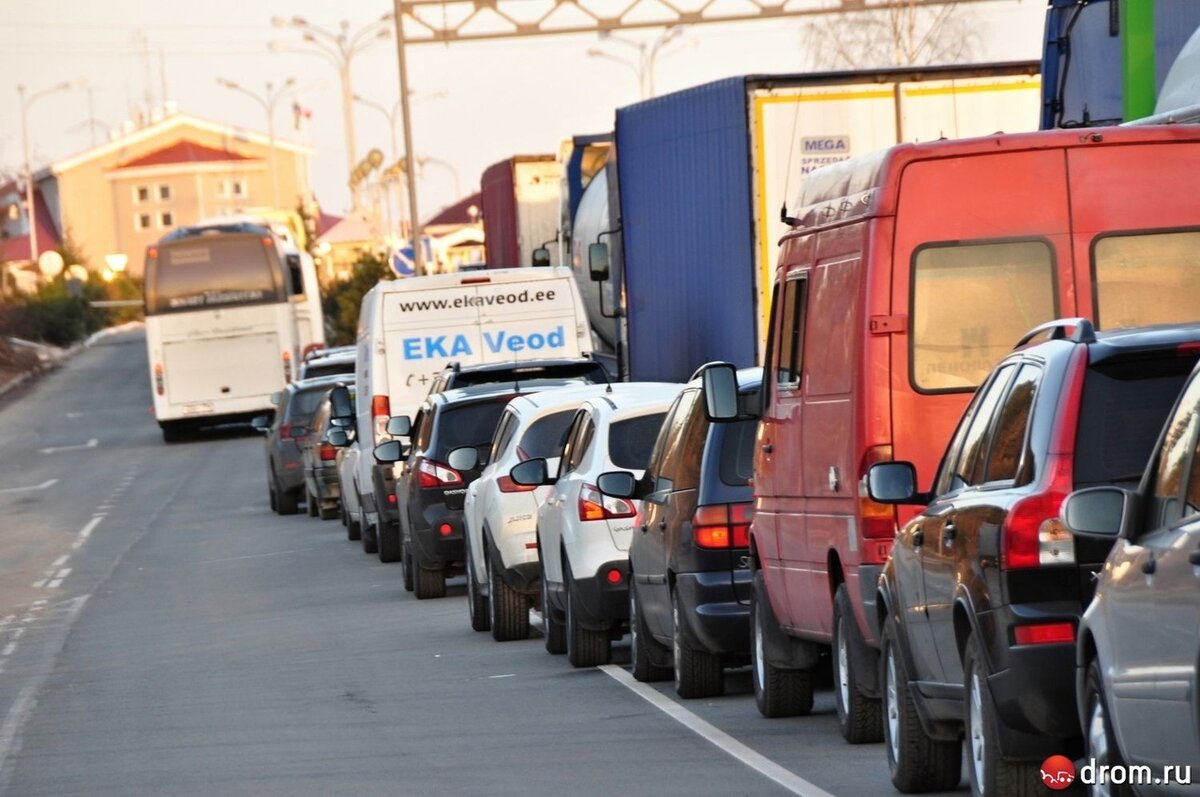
[1094,230,1200,330]
[911,240,1057,392]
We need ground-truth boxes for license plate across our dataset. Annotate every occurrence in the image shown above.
[180,402,215,417]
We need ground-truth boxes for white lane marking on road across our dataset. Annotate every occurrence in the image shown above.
[600,665,838,797]
[38,438,98,455]
[54,569,71,580]
[78,517,101,539]
[0,479,58,496]
[51,556,69,568]
[198,548,311,564]
[488,674,516,679]
[46,579,62,590]
[29,581,45,589]
[10,630,24,642]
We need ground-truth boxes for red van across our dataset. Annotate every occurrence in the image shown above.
[703,125,1200,743]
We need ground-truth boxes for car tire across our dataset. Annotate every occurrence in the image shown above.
[268,477,279,513]
[565,568,610,668]
[466,551,490,632]
[401,537,415,593]
[673,590,723,699]
[360,509,378,554]
[277,484,300,516]
[541,568,566,655]
[964,633,1039,797]
[750,570,812,718]
[629,581,670,681]
[161,422,184,444]
[307,489,319,517]
[1084,658,1134,797]
[346,506,361,541]
[377,521,400,563]
[882,613,961,793]
[489,552,529,642]
[413,545,446,600]
[833,583,883,744]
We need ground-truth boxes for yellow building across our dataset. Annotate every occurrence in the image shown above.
[6,111,314,279]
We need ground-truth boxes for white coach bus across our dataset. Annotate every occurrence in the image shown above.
[143,220,324,442]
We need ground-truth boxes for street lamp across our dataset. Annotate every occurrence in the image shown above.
[587,26,690,99]
[269,14,393,209]
[353,89,448,163]
[418,155,461,200]
[17,78,84,263]
[217,76,297,209]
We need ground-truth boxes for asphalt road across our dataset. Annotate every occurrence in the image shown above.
[0,329,968,797]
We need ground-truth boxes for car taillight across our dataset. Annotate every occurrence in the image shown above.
[279,421,291,439]
[578,484,636,522]
[498,476,536,493]
[693,502,753,549]
[1012,622,1075,645]
[371,395,390,443]
[418,460,462,488]
[153,363,165,396]
[319,443,337,461]
[282,351,292,382]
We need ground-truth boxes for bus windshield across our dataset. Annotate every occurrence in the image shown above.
[146,234,283,315]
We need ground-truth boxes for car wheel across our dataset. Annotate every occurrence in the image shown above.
[277,484,300,516]
[629,581,670,681]
[413,545,446,600]
[346,505,361,541]
[377,521,400,563]
[161,422,183,444]
[489,551,529,641]
[565,568,610,668]
[672,590,723,698]
[882,613,961,792]
[1084,658,1133,797]
[307,489,319,517]
[750,570,812,717]
[964,633,1038,797]
[541,568,566,655]
[360,508,378,554]
[268,475,279,513]
[833,583,883,744]
[466,547,490,632]
[401,537,414,593]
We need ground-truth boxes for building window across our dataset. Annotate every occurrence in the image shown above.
[217,179,247,199]
[135,185,150,203]
[159,211,174,228]
[158,184,172,201]
[135,213,152,231]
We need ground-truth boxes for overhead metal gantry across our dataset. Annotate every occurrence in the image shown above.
[390,0,998,272]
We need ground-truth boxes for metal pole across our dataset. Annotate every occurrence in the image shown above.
[18,86,39,264]
[393,1,424,275]
[340,60,358,208]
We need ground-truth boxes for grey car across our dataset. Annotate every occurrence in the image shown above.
[1064,360,1200,794]
[301,387,355,521]
[262,375,349,515]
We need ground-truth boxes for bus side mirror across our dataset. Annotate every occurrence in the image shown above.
[531,247,551,267]
[588,243,610,282]
[285,254,304,297]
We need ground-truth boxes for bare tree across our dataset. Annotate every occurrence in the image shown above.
[800,1,982,70]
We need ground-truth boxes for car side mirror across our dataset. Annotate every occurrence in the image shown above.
[531,246,551,267]
[374,440,407,463]
[329,385,354,420]
[866,462,926,505]
[597,471,639,499]
[510,458,551,487]
[327,429,350,447]
[386,416,412,437]
[250,415,270,433]
[588,242,610,282]
[330,416,353,428]
[447,446,479,472]
[1062,486,1134,538]
[269,391,283,406]
[699,362,740,422]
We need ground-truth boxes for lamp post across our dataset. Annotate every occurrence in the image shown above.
[217,77,297,209]
[418,155,461,201]
[17,79,82,263]
[586,26,689,99]
[269,15,393,210]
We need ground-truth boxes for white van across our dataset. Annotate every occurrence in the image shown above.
[353,267,592,556]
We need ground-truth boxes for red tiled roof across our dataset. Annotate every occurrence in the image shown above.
[114,140,256,170]
[425,192,482,226]
[315,211,342,237]
[2,188,61,263]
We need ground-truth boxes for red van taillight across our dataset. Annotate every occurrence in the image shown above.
[318,442,337,462]
[371,395,390,443]
[153,363,165,396]
[578,484,636,522]
[282,351,292,382]
[693,502,753,549]
[498,476,536,493]
[418,460,462,488]
[859,444,898,540]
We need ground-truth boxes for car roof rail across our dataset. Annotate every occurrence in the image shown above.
[1013,318,1097,349]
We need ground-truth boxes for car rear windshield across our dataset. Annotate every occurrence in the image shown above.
[303,361,355,380]
[286,386,333,422]
[434,399,513,457]
[451,362,607,389]
[1074,355,1198,486]
[609,413,668,470]
[718,417,759,487]
[516,410,575,461]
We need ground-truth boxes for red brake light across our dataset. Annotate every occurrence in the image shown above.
[578,484,636,522]
[262,236,273,247]
[153,363,165,396]
[859,445,898,545]
[319,443,337,461]
[282,351,292,382]
[498,475,536,493]
[693,503,753,549]
[1178,341,1200,356]
[371,395,391,444]
[418,460,463,489]
[1012,622,1075,645]
[387,493,397,504]
[605,568,623,585]
[438,522,454,537]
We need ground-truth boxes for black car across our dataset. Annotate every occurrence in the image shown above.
[261,375,349,515]
[866,319,1200,796]
[426,357,609,397]
[618,367,760,699]
[376,383,532,599]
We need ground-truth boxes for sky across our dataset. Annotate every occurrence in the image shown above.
[0,0,1047,220]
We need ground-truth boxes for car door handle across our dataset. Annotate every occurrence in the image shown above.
[761,443,773,454]
[943,523,957,541]
[1142,558,1157,575]
[1189,549,1200,566]
[912,530,925,547]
